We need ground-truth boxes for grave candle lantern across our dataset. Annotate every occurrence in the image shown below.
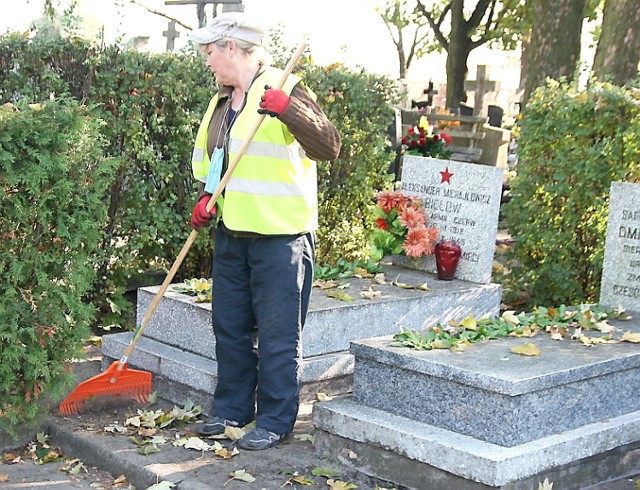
[434,239,462,280]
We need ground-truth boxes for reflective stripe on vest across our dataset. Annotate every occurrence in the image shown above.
[190,67,318,235]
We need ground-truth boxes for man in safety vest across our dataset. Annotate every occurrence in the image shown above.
[188,12,341,450]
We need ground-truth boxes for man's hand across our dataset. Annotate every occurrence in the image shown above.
[191,194,216,230]
[258,84,290,117]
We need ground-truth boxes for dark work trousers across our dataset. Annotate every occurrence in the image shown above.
[211,225,315,435]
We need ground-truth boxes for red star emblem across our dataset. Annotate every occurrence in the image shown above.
[440,166,454,183]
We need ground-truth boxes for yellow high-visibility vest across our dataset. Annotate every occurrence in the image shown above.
[191,67,317,235]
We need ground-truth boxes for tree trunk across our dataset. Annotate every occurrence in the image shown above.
[445,0,473,109]
[592,0,640,86]
[521,0,586,106]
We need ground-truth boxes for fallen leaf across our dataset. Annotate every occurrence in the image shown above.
[290,474,315,486]
[138,427,157,437]
[2,453,20,464]
[224,426,245,441]
[459,315,477,331]
[137,444,160,455]
[361,287,381,300]
[537,477,554,489]
[113,475,128,485]
[0,474,8,483]
[622,331,640,343]
[294,433,315,443]
[327,479,358,489]
[103,425,127,434]
[501,310,520,325]
[313,279,339,290]
[373,273,386,284]
[595,321,615,333]
[316,393,333,402]
[510,343,541,356]
[146,482,176,490]
[326,289,355,302]
[214,446,239,459]
[227,469,256,483]
[311,467,341,478]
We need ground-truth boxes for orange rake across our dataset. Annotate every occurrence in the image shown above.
[59,42,308,415]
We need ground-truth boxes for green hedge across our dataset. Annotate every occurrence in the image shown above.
[0,100,115,433]
[0,32,397,325]
[502,78,640,308]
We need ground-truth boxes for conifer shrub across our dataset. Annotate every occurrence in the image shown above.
[0,100,115,433]
[502,79,640,308]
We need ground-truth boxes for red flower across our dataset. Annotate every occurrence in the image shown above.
[441,132,452,144]
[376,218,388,230]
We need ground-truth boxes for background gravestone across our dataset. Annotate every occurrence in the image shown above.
[396,155,504,284]
[600,181,640,310]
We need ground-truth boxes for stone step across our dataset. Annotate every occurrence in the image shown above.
[313,397,640,489]
[348,315,640,446]
[101,264,501,408]
[101,334,354,410]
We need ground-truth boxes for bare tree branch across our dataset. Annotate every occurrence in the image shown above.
[416,1,449,50]
[129,0,194,31]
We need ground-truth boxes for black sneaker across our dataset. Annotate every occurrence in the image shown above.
[236,427,287,450]
[195,416,242,436]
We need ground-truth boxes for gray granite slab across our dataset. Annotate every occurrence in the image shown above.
[313,397,640,488]
[601,181,640,310]
[349,316,640,446]
[398,155,504,283]
[136,265,502,359]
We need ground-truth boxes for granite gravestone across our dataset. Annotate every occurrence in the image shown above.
[600,181,640,310]
[397,155,504,284]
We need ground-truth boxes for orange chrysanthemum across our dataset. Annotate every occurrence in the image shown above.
[375,190,405,214]
[398,206,426,229]
[402,226,439,257]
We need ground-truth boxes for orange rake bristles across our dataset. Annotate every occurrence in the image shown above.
[59,361,152,415]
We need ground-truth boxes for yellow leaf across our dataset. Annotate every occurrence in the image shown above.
[353,267,373,278]
[621,331,640,343]
[373,273,386,284]
[459,315,477,331]
[578,335,593,346]
[0,474,8,483]
[316,392,333,402]
[361,288,381,300]
[214,446,239,459]
[510,343,541,356]
[327,479,358,489]
[501,310,520,325]
[326,290,355,302]
[224,426,245,441]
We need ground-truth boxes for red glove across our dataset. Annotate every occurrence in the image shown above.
[190,194,216,230]
[258,84,290,117]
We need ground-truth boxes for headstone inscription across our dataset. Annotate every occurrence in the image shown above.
[600,181,640,310]
[397,155,504,284]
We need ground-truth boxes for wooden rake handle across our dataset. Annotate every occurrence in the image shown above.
[119,42,308,367]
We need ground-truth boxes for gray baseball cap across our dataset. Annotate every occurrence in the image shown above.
[188,12,265,46]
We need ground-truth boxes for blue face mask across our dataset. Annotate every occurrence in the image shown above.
[204,146,224,195]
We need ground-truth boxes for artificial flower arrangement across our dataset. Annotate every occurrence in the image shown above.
[370,189,439,261]
[401,115,453,160]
